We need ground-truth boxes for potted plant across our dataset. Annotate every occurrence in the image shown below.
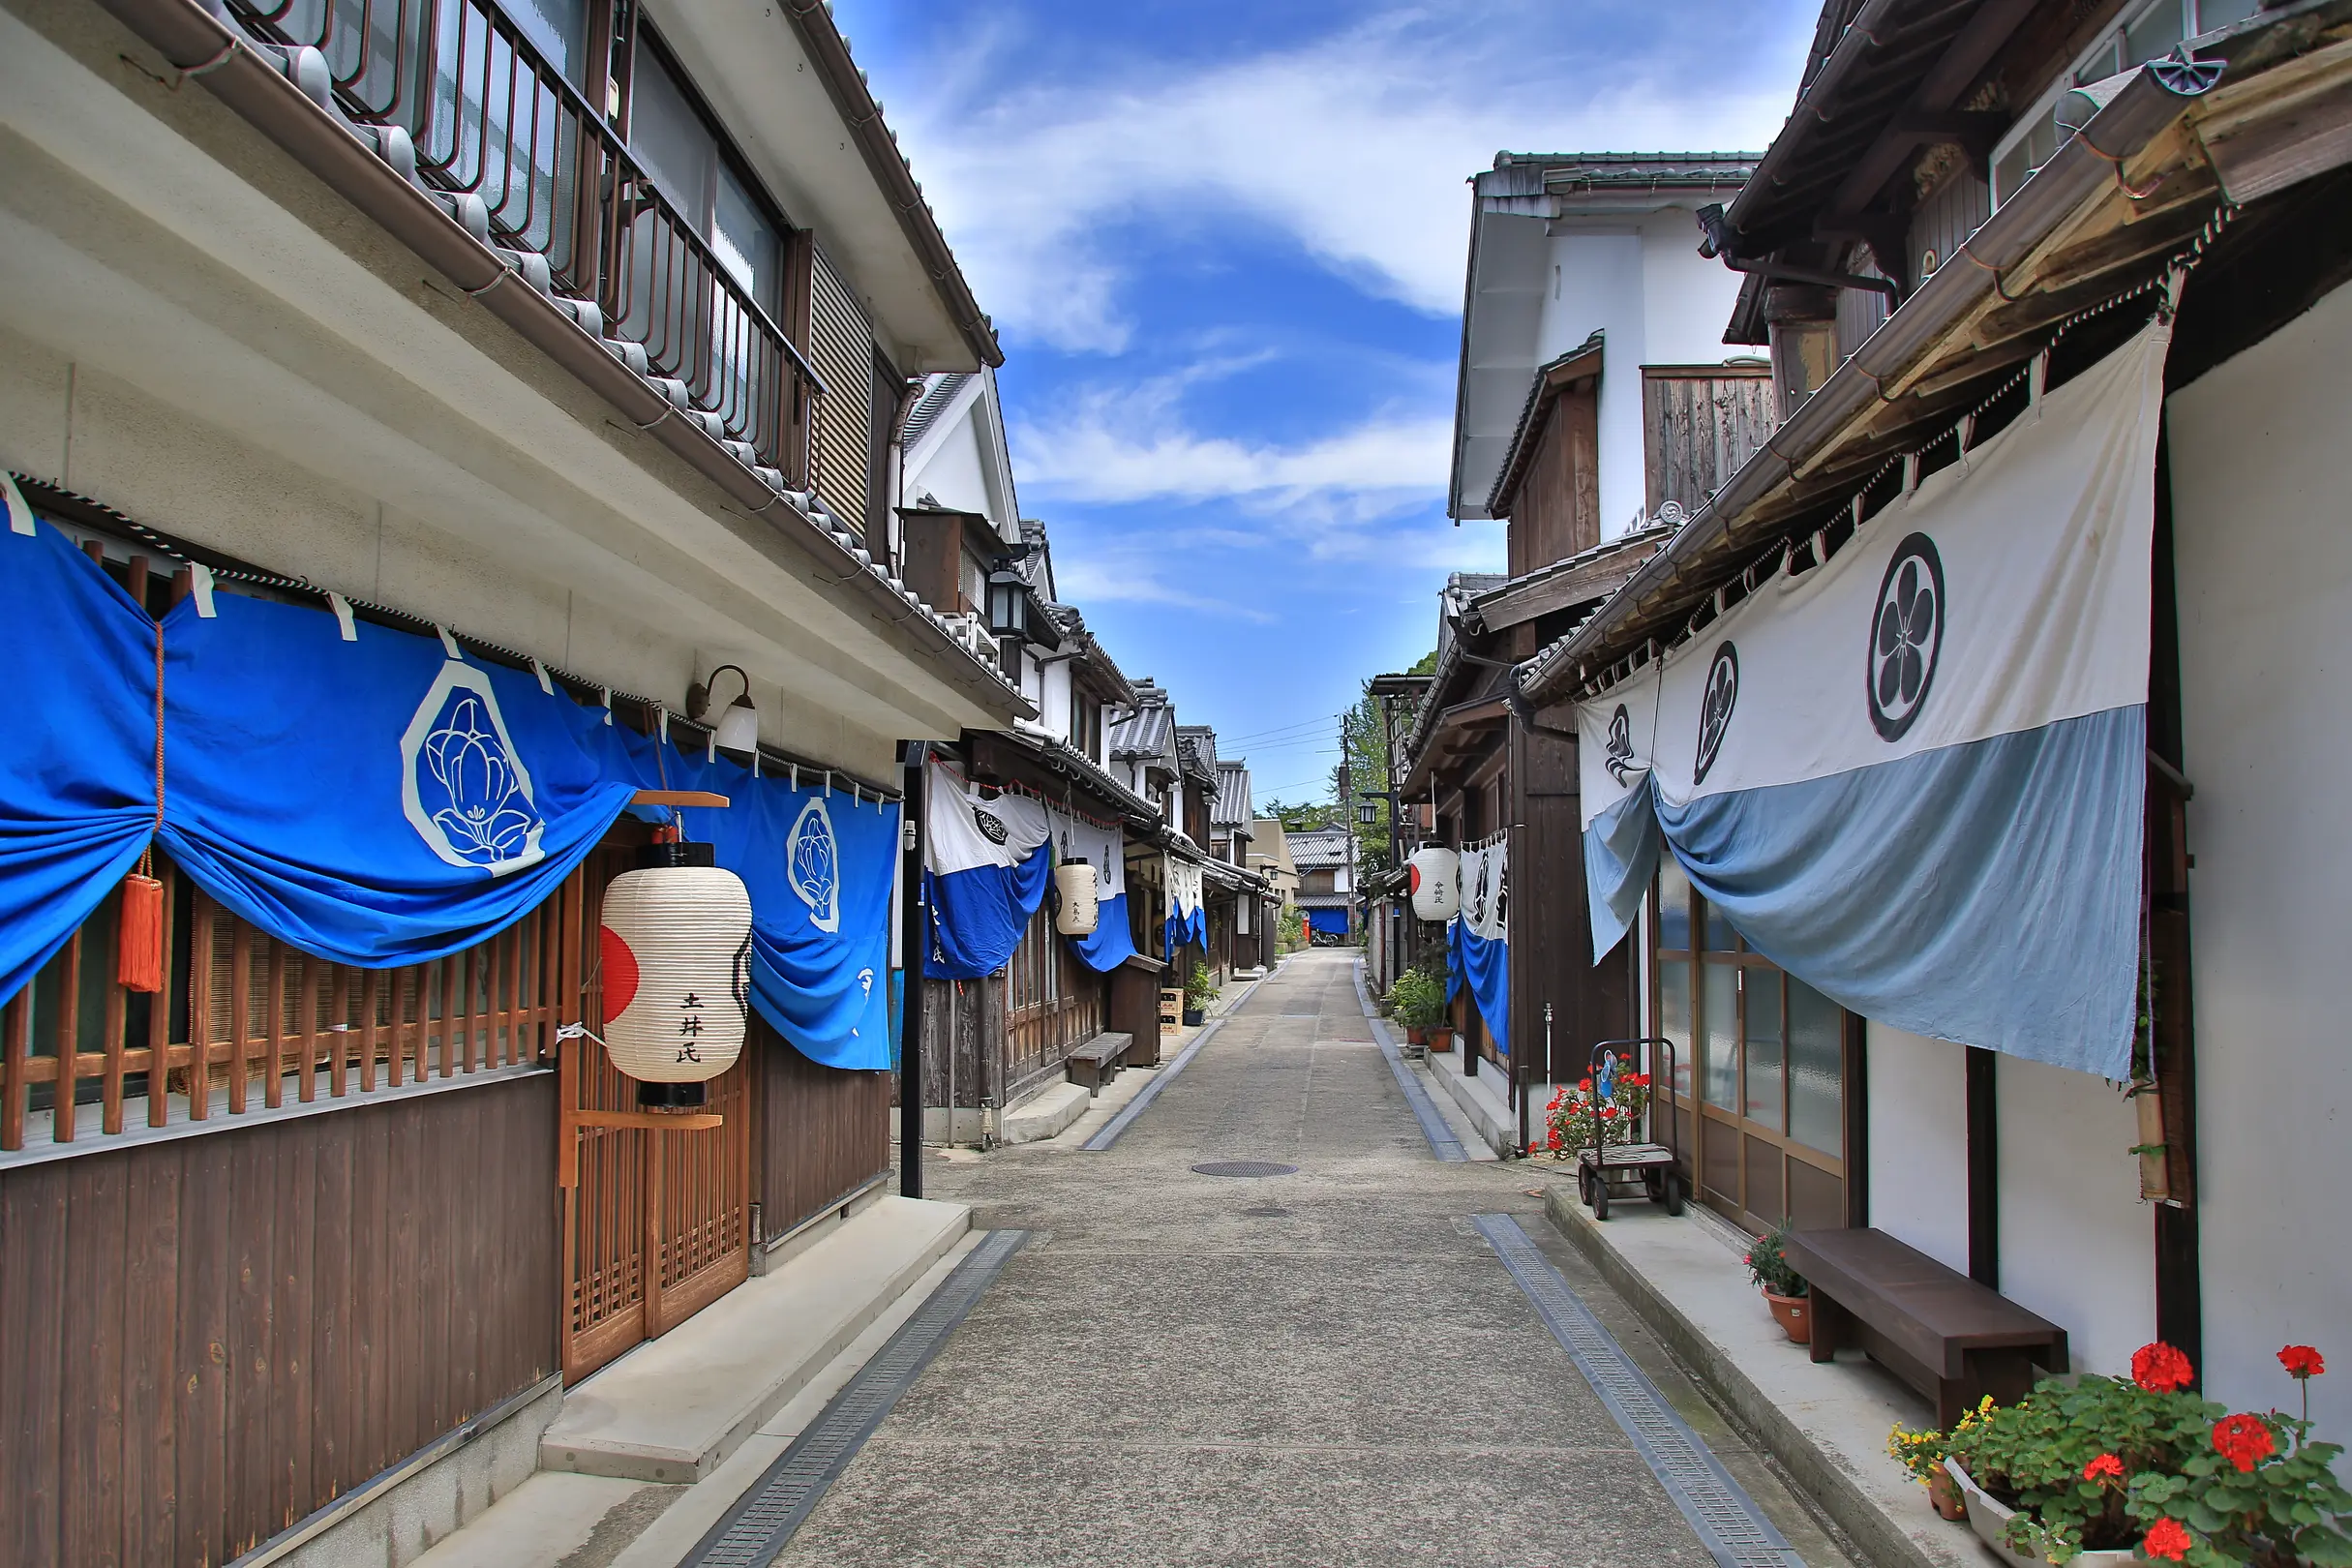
[1890,1413,1974,1522]
[1744,1218,1810,1343]
[1387,968,1443,1049]
[1935,1341,2352,1566]
[1182,961,1215,1026]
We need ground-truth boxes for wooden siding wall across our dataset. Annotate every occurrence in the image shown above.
[0,1073,558,1568]
[1005,903,1104,1099]
[1911,166,1993,297]
[806,249,877,533]
[1506,719,1632,1084]
[759,1029,890,1236]
[918,974,999,1114]
[1507,385,1600,576]
[1640,368,1777,518]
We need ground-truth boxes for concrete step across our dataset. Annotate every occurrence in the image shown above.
[540,1194,971,1484]
[1002,1081,1090,1143]
[1425,1047,1523,1158]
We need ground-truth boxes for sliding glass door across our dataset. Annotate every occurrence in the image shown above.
[1651,857,1849,1233]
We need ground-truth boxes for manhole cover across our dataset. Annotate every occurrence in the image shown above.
[1192,1161,1298,1178]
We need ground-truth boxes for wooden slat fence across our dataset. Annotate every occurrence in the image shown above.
[1004,900,1104,1097]
[0,856,568,1154]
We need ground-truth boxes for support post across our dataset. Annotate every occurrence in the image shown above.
[898,742,927,1198]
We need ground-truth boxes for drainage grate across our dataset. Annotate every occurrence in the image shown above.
[1191,1161,1297,1177]
[1351,961,1467,1161]
[1473,1215,1808,1568]
[677,1229,1029,1567]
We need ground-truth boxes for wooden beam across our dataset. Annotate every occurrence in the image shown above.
[630,790,730,808]
[1477,550,1659,633]
[1827,0,2041,218]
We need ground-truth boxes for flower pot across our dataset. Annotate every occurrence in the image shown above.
[1926,1463,1968,1522]
[1427,1028,1454,1053]
[1943,1461,2150,1566]
[1182,1007,1205,1026]
[1406,1026,1427,1046]
[1763,1289,1811,1344]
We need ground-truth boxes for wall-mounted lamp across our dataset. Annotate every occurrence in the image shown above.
[687,664,760,754]
[985,568,1030,640]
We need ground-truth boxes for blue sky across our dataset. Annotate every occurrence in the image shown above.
[840,0,1823,804]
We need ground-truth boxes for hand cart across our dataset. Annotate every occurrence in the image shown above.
[1574,1037,1684,1221]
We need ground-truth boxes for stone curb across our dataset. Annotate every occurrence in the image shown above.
[1540,1187,1966,1568]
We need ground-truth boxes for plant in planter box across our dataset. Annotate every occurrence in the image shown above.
[1941,1341,2352,1566]
[1182,962,1217,1020]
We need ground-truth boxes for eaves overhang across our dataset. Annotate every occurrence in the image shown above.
[100,0,1032,727]
[1520,30,2347,710]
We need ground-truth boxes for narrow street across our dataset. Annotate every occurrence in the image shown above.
[761,950,1857,1568]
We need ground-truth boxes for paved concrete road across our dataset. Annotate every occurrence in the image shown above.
[773,950,1858,1568]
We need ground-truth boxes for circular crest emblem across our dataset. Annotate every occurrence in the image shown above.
[1693,643,1738,786]
[972,807,1010,846]
[1867,533,1945,741]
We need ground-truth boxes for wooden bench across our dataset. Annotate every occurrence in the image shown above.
[1786,1227,2069,1430]
[1064,1032,1133,1097]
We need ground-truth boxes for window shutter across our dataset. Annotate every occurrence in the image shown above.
[806,250,876,532]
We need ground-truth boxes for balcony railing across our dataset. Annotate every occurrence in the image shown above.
[226,0,824,485]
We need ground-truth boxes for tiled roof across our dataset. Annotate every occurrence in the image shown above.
[1108,697,1174,763]
[1212,761,1252,828]
[1287,829,1353,869]
[1175,724,1218,782]
[1294,891,1355,909]
[900,372,971,449]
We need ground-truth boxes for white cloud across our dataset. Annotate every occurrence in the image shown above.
[888,4,1811,350]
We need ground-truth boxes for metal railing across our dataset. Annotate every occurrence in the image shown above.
[228,0,822,482]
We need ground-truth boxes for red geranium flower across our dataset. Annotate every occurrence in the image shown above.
[2082,1454,2125,1483]
[2132,1342,2194,1393]
[2213,1413,2276,1473]
[2280,1344,2327,1379]
[2143,1519,2192,1561]
[1579,1077,1594,1092]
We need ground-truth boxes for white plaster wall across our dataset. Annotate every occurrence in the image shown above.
[1040,658,1073,740]
[1540,231,1643,535]
[904,413,990,521]
[1640,213,1745,366]
[0,325,899,779]
[1994,1056,2154,1376]
[1864,1022,1972,1276]
[2166,276,2352,1447]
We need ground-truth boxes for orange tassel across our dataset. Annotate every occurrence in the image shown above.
[118,871,165,993]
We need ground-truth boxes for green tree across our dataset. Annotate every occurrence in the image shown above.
[1330,649,1435,874]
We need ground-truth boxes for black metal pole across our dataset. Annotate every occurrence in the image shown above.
[898,741,927,1199]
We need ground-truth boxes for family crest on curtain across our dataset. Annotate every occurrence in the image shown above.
[0,505,901,1070]
[920,762,1051,980]
[1575,322,2169,1080]
[1162,856,1206,958]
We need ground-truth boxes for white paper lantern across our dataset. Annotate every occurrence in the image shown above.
[1408,847,1461,922]
[598,852,753,1107]
[1054,859,1100,935]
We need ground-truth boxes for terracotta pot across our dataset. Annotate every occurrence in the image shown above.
[1927,1463,1968,1522]
[1406,1025,1428,1046]
[1427,1028,1453,1052]
[1764,1288,1811,1344]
